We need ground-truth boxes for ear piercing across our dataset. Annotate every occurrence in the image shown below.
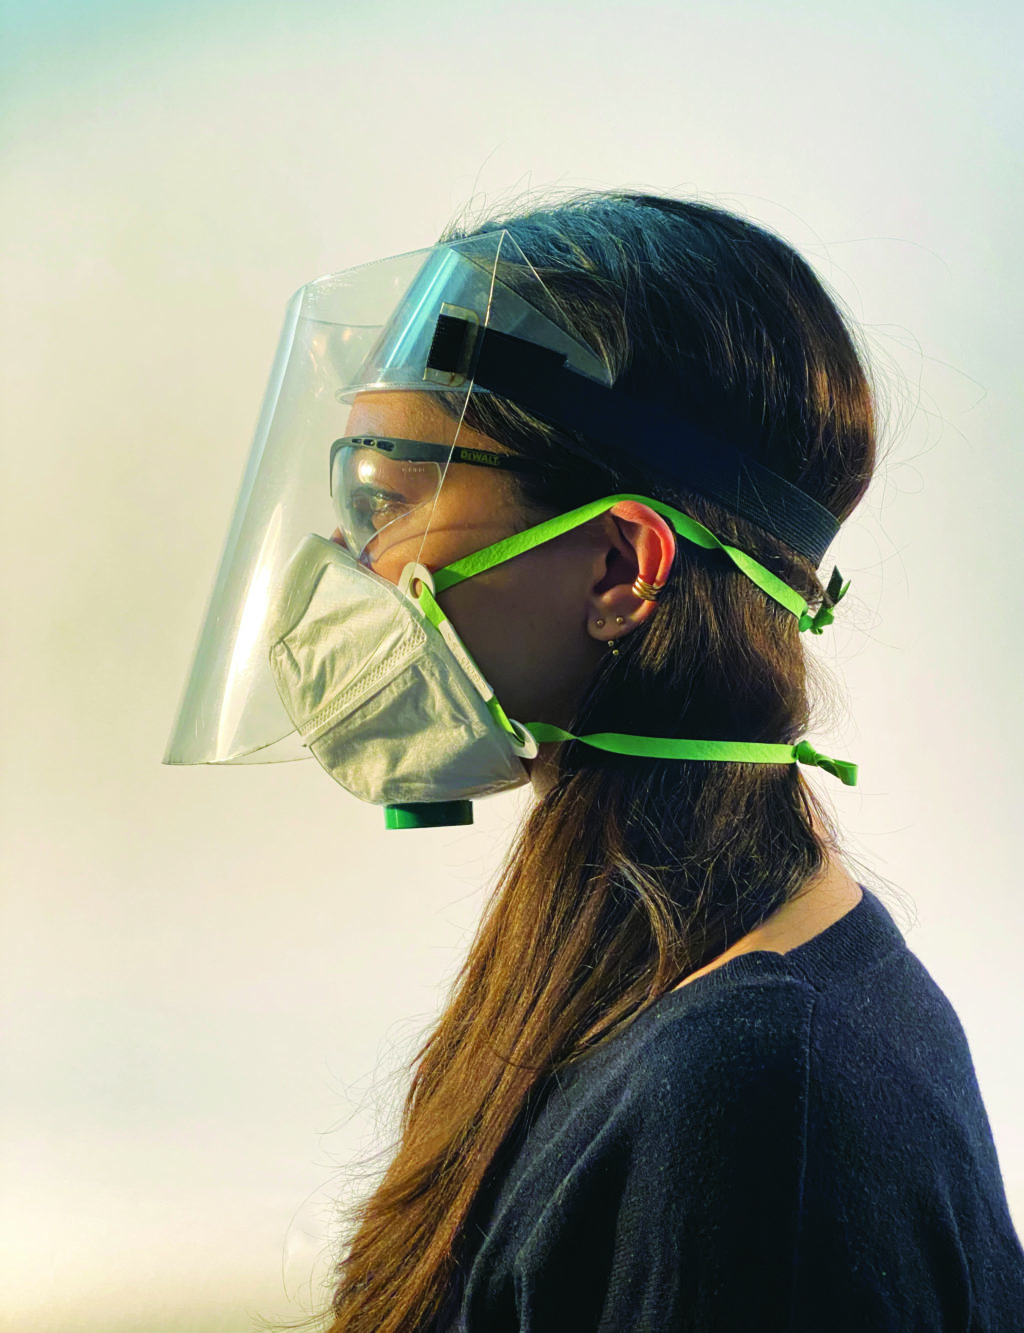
[595,616,628,656]
[597,576,662,654]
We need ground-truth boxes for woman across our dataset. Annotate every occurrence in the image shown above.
[313,195,1023,1330]
[169,190,1024,1330]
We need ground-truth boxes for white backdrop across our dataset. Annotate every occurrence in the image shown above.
[2,1,1021,1329]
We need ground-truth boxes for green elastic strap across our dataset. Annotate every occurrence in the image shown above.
[412,577,522,740]
[414,578,857,786]
[432,493,847,635]
[415,500,859,788]
[525,725,858,787]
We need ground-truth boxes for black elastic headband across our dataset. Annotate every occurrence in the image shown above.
[426,315,840,568]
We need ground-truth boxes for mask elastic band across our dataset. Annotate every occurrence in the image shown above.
[405,570,539,758]
[524,724,858,787]
[405,564,857,787]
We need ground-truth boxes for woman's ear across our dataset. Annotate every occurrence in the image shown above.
[586,501,676,642]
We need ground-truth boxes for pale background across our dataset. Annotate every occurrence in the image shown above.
[2,1,1021,1329]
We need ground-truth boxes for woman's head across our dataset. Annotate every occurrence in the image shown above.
[301,189,877,1333]
[334,386,678,761]
[438,193,873,797]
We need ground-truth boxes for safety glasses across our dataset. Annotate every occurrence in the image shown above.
[329,435,544,563]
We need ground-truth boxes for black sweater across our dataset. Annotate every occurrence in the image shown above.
[442,887,1024,1331]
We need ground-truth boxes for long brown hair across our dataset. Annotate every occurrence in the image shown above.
[270,190,878,1333]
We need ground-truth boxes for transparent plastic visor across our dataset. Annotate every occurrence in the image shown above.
[162,234,610,768]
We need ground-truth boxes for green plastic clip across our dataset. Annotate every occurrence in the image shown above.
[384,801,474,830]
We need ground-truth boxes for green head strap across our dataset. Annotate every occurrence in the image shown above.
[432,492,850,635]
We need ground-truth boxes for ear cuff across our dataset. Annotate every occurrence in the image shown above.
[632,576,664,601]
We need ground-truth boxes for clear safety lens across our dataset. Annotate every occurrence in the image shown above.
[330,437,447,565]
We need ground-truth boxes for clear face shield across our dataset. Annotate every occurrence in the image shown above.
[163,232,610,775]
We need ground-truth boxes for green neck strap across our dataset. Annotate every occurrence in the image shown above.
[431,493,850,635]
[524,725,857,787]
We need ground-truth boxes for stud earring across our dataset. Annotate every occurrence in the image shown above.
[595,618,605,628]
[615,616,625,625]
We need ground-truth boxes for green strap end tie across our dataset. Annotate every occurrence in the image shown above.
[524,725,858,788]
[798,566,851,635]
[791,739,859,787]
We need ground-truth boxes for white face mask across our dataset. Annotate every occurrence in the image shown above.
[266,534,538,808]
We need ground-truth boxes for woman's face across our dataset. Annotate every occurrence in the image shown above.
[331,391,675,781]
